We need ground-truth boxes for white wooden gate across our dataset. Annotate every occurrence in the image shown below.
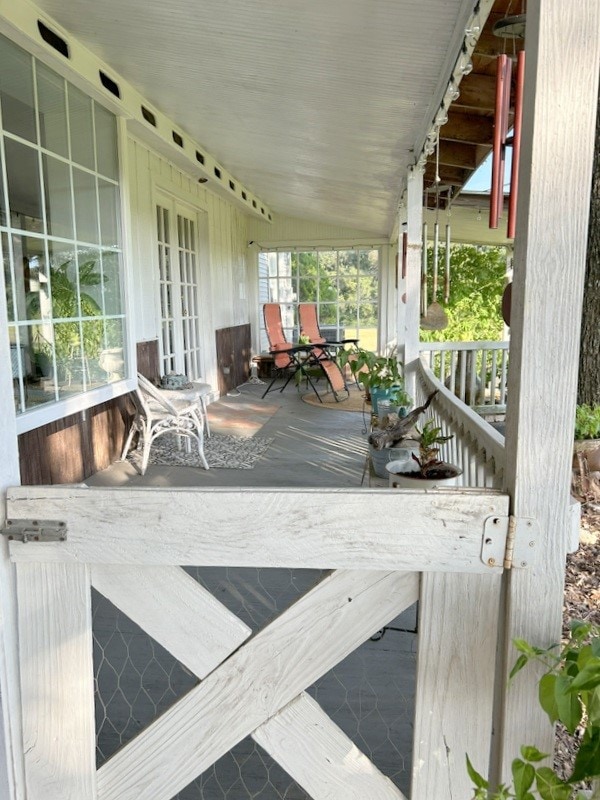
[5,485,509,800]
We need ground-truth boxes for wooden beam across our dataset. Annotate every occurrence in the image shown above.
[454,73,497,110]
[254,693,406,800]
[403,167,423,402]
[96,570,419,800]
[91,565,251,676]
[442,113,494,145]
[428,141,479,170]
[17,564,96,800]
[493,0,600,787]
[424,164,469,187]
[6,486,509,574]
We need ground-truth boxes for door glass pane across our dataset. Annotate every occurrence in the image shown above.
[77,247,103,314]
[0,148,6,226]
[4,139,43,233]
[98,179,120,247]
[37,62,68,157]
[43,154,73,239]
[2,232,14,321]
[0,36,36,142]
[12,234,49,322]
[68,84,94,170]
[94,103,118,180]
[28,321,58,409]
[72,167,99,243]
[101,250,122,315]
[47,241,77,319]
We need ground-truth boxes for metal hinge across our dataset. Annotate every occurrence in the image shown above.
[481,515,539,569]
[2,519,67,543]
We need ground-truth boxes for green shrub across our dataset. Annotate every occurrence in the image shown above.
[574,405,600,440]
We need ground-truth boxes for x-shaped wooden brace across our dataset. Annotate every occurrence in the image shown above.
[92,566,418,800]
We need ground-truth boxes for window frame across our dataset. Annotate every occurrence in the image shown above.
[0,39,135,435]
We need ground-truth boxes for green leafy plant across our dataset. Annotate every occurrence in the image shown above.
[575,405,600,440]
[389,387,412,409]
[338,346,403,392]
[411,419,453,477]
[468,621,600,799]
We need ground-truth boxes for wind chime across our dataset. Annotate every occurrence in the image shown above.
[489,12,526,326]
[421,134,449,331]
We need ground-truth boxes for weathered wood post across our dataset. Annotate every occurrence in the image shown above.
[402,165,424,401]
[0,255,25,798]
[492,0,600,785]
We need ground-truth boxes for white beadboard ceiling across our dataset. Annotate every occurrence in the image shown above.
[35,0,475,236]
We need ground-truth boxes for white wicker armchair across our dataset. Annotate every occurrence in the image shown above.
[121,373,209,475]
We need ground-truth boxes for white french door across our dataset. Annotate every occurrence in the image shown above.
[155,195,203,379]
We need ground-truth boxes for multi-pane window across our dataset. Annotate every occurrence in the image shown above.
[258,249,379,351]
[156,198,202,379]
[0,34,126,423]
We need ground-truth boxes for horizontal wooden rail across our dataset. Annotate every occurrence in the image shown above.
[7,485,508,574]
[419,340,509,410]
[417,360,506,489]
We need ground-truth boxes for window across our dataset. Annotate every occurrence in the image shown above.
[0,34,127,427]
[156,196,203,379]
[258,248,380,351]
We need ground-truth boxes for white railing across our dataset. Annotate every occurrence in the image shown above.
[415,359,506,489]
[419,341,509,414]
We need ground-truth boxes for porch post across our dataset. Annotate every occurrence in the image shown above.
[403,165,423,399]
[493,0,600,785]
[0,252,25,796]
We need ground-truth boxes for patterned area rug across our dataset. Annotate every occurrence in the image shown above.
[127,433,274,470]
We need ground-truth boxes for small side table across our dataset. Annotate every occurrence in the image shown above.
[160,381,212,437]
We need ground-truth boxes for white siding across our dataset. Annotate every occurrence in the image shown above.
[126,135,249,388]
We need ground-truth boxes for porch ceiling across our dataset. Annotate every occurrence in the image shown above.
[33,0,478,237]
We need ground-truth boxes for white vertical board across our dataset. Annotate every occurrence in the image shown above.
[17,564,96,800]
[403,167,424,400]
[411,572,501,800]
[0,225,24,799]
[495,0,600,783]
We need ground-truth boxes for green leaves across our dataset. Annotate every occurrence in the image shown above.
[467,622,600,799]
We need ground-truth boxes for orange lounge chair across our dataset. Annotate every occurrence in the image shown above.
[261,304,349,401]
[298,303,359,350]
[298,303,359,390]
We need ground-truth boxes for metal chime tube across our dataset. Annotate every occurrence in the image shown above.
[508,50,525,239]
[432,222,439,302]
[421,222,428,316]
[444,222,451,303]
[490,54,508,229]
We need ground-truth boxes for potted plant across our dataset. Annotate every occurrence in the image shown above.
[387,419,462,488]
[339,346,404,414]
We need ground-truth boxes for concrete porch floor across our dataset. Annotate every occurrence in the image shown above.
[88,379,417,799]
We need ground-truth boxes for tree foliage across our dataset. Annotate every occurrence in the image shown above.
[420,244,508,343]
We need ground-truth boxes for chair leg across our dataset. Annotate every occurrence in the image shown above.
[140,434,153,476]
[120,417,139,461]
[199,395,211,437]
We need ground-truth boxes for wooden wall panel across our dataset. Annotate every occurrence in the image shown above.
[136,340,160,382]
[18,397,131,486]
[215,324,251,394]
[16,341,159,485]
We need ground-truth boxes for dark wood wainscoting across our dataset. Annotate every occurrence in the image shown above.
[18,340,161,486]
[215,324,251,395]
[18,397,131,485]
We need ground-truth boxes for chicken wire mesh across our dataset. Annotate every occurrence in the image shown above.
[93,567,417,799]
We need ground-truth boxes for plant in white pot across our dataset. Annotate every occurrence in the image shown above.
[387,419,462,488]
